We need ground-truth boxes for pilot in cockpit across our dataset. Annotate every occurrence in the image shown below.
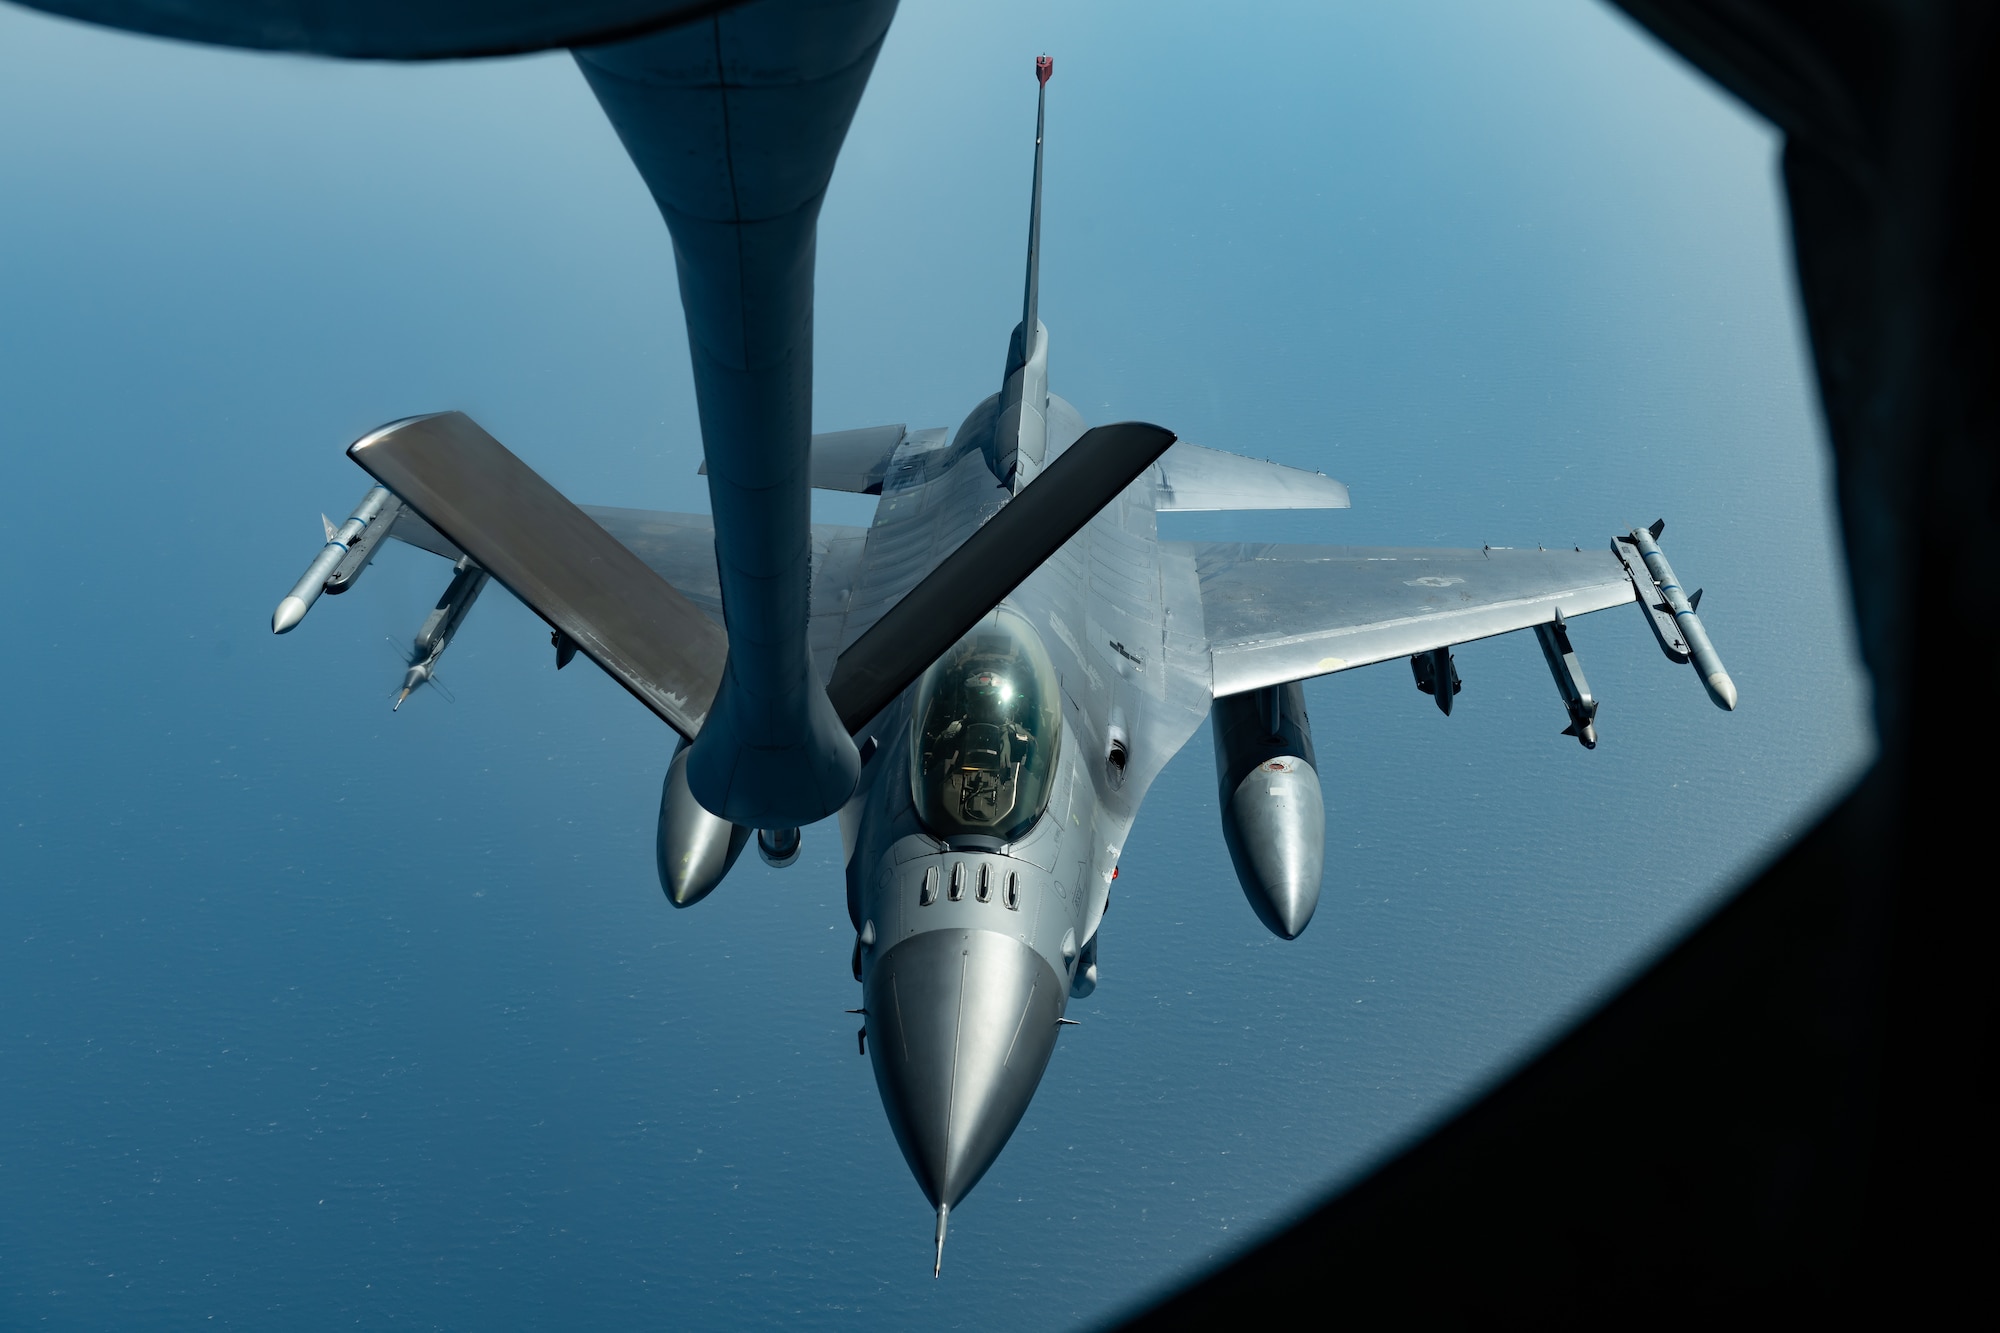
[928,668,1035,826]
[911,609,1063,843]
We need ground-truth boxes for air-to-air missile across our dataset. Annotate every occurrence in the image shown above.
[270,485,399,633]
[1534,610,1600,748]
[1210,679,1327,939]
[1615,520,1739,711]
[396,556,488,709]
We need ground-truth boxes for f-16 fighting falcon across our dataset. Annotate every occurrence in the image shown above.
[25,0,1734,1275]
[271,60,1736,1278]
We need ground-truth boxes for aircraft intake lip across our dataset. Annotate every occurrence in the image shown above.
[863,927,1065,1213]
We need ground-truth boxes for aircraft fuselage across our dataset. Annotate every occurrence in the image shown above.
[840,368,1212,1222]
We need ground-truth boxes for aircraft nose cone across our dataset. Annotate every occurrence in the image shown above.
[864,928,1066,1210]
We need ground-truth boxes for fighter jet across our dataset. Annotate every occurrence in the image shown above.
[268,41,1736,1271]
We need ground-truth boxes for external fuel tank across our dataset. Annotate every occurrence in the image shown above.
[1211,681,1326,939]
[655,740,751,907]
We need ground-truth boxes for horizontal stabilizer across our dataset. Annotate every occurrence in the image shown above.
[1155,442,1350,511]
[827,421,1177,732]
[349,412,726,739]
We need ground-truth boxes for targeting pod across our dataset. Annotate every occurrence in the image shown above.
[396,555,487,709]
[1533,611,1599,748]
[1615,521,1738,711]
[271,485,396,633]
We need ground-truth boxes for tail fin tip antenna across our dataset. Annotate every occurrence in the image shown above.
[1021,54,1054,368]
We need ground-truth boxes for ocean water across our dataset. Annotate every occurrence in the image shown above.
[0,1,1871,1327]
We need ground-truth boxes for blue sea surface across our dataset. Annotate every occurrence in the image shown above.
[1,2,1871,1327]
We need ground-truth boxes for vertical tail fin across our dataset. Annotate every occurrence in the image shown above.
[991,56,1055,489]
[1017,54,1054,375]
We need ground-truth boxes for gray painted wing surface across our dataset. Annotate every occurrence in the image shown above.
[387,503,868,683]
[583,507,869,682]
[1154,442,1351,511]
[581,508,726,618]
[1189,543,1636,697]
[386,507,463,562]
[696,424,925,495]
[349,413,726,739]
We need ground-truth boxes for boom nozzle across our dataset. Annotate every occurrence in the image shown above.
[933,1203,949,1277]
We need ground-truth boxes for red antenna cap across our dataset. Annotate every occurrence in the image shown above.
[1036,54,1054,85]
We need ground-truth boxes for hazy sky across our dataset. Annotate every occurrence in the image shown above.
[1,2,1870,1327]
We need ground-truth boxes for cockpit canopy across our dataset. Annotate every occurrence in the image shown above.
[910,607,1064,843]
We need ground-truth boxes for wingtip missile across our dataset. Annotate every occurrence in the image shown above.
[270,486,395,634]
[1706,670,1739,712]
[1616,524,1739,712]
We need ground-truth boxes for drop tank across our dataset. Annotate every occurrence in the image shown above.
[1211,681,1326,939]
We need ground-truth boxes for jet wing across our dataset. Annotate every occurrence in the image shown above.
[350,413,728,740]
[581,508,871,682]
[1186,542,1637,697]
[1154,442,1350,511]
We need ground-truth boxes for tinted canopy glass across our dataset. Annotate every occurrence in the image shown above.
[910,608,1064,842]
